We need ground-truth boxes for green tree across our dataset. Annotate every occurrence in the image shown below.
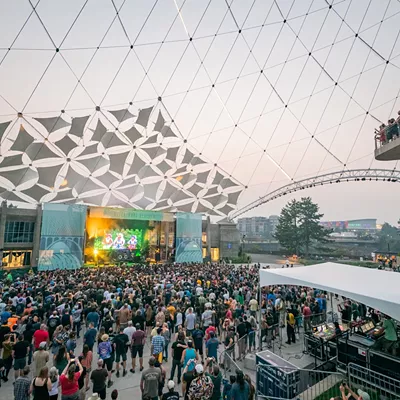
[274,199,302,255]
[299,197,331,257]
[274,197,331,256]
[377,223,400,253]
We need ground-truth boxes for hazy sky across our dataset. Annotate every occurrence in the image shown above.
[0,0,399,224]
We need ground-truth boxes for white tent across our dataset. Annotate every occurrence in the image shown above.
[259,262,400,321]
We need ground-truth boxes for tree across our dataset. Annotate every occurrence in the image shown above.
[274,199,302,255]
[377,223,400,253]
[274,197,331,257]
[298,197,331,257]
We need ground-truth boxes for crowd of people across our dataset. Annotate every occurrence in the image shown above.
[375,113,400,145]
[0,262,397,400]
[0,263,260,400]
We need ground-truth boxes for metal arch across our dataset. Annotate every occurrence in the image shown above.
[231,169,400,219]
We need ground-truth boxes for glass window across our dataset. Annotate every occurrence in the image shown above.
[4,221,35,243]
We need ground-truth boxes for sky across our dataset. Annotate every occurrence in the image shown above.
[0,0,399,224]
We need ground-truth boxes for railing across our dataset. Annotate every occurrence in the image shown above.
[256,364,345,400]
[348,362,400,399]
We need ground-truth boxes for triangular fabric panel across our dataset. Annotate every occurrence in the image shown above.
[26,142,60,161]
[166,146,179,162]
[109,151,129,175]
[37,165,63,188]
[0,121,11,142]
[69,115,89,138]
[101,131,127,148]
[109,108,135,123]
[136,106,153,128]
[126,156,146,176]
[78,155,109,171]
[227,190,242,204]
[56,135,77,156]
[161,125,177,138]
[34,116,70,133]
[22,184,50,201]
[124,125,142,144]
[10,126,35,152]
[154,110,165,132]
[0,154,23,168]
[91,120,107,142]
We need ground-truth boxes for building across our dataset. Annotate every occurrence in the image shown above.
[237,215,280,240]
[0,201,240,268]
[320,219,377,232]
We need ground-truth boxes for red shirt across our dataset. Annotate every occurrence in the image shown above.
[205,326,216,340]
[60,372,81,395]
[303,306,312,318]
[33,329,49,349]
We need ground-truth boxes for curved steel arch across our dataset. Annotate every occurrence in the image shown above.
[231,169,400,219]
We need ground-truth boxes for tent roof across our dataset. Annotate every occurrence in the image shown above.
[260,262,400,321]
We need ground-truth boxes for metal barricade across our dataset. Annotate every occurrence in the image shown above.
[256,364,345,400]
[348,362,400,399]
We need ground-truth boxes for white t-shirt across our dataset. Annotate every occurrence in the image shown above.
[185,313,196,330]
[124,326,136,342]
[49,377,59,396]
[175,312,183,326]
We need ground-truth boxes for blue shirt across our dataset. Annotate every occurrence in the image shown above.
[206,338,219,359]
[87,312,99,327]
[1,311,11,324]
[231,382,250,400]
[84,327,97,346]
[98,340,112,360]
[151,335,165,355]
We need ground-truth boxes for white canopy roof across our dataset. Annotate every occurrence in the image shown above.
[260,262,400,321]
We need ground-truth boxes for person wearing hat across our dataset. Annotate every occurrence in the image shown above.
[162,380,179,400]
[140,357,161,400]
[97,334,113,388]
[33,342,49,377]
[339,384,370,400]
[187,363,214,400]
[131,323,146,373]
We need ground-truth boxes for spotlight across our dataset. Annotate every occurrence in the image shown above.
[361,177,365,181]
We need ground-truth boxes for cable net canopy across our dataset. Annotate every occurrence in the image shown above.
[0,0,399,215]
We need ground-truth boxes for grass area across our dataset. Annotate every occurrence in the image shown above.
[314,383,379,400]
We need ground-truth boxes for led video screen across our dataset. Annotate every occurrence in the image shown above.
[94,228,143,250]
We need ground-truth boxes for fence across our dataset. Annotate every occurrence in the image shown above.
[348,362,400,399]
[256,364,345,400]
[253,362,400,400]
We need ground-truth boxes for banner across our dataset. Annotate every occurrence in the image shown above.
[38,203,87,271]
[89,207,174,222]
[175,213,203,263]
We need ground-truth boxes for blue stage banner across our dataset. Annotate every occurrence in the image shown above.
[175,213,203,263]
[38,203,87,271]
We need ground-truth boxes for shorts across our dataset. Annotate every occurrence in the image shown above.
[132,345,144,358]
[104,357,113,371]
[195,345,203,356]
[115,351,127,363]
[97,388,106,400]
[14,358,26,370]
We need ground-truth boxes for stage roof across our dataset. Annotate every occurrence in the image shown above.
[260,262,400,321]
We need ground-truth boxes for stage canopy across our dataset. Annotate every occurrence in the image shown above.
[260,262,400,321]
